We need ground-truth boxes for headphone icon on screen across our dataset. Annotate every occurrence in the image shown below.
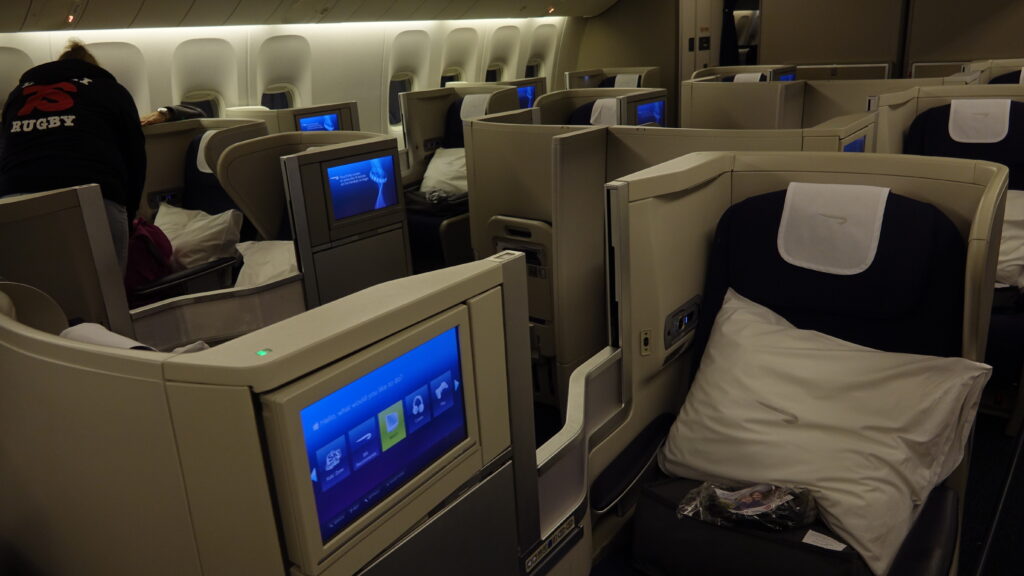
[412,395,425,415]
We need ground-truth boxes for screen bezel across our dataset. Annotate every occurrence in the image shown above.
[262,305,482,574]
[625,96,668,126]
[295,110,341,132]
[322,148,405,227]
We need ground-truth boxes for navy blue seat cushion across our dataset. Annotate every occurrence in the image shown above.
[598,75,618,87]
[990,70,1022,84]
[694,190,966,365]
[904,100,1024,189]
[567,101,596,125]
[442,98,466,149]
[183,134,257,241]
[632,473,957,576]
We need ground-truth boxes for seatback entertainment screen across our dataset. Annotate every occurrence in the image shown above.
[298,112,340,131]
[326,154,399,220]
[299,327,468,543]
[636,100,666,126]
[517,86,537,108]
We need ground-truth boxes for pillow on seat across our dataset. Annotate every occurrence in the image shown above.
[153,202,243,271]
[418,147,468,203]
[997,189,1024,288]
[659,289,990,575]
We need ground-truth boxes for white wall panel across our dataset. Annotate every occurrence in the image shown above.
[442,27,481,81]
[0,47,35,106]
[254,34,313,107]
[527,23,560,81]
[487,25,522,80]
[84,41,151,111]
[305,24,386,133]
[172,38,242,108]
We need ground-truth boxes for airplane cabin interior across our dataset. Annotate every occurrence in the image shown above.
[1,1,1024,576]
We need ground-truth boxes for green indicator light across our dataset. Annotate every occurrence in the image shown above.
[256,348,272,357]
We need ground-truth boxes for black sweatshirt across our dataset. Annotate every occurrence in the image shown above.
[0,58,146,220]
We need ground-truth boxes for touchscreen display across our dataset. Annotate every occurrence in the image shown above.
[300,327,467,543]
[298,113,340,131]
[326,155,399,220]
[636,100,666,126]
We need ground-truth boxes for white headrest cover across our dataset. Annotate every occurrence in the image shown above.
[196,129,219,174]
[778,182,890,275]
[460,94,492,120]
[734,72,765,83]
[1019,67,1024,84]
[614,73,642,88]
[948,99,1011,143]
[590,98,620,126]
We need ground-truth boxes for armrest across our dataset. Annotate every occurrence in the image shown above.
[590,412,675,514]
[131,256,239,300]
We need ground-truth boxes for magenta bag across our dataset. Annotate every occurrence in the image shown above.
[124,217,173,294]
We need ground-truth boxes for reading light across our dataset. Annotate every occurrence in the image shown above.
[547,6,556,14]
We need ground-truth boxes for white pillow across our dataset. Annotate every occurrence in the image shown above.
[996,189,1024,288]
[234,241,299,289]
[154,203,243,271]
[659,289,989,576]
[419,147,468,202]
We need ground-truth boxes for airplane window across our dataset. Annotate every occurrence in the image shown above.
[262,85,295,110]
[486,65,502,82]
[181,98,218,118]
[440,68,462,87]
[389,74,413,126]
[525,61,541,78]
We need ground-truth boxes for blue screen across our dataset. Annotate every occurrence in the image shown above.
[300,327,468,543]
[326,155,399,220]
[636,100,666,126]
[517,86,536,108]
[299,113,340,131]
[843,136,867,153]
[777,73,796,81]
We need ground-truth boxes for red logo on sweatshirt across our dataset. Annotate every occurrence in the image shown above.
[18,82,78,116]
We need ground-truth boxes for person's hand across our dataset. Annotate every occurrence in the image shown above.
[140,109,170,126]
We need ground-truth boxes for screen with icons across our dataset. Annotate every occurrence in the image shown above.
[299,327,467,543]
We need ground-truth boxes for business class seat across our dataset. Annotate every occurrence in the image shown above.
[898,94,1024,435]
[217,130,414,308]
[634,187,974,576]
[564,66,661,90]
[399,86,519,272]
[129,121,271,307]
[0,184,305,350]
[542,151,1005,576]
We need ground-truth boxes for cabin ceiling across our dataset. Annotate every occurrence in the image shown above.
[2,0,617,32]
